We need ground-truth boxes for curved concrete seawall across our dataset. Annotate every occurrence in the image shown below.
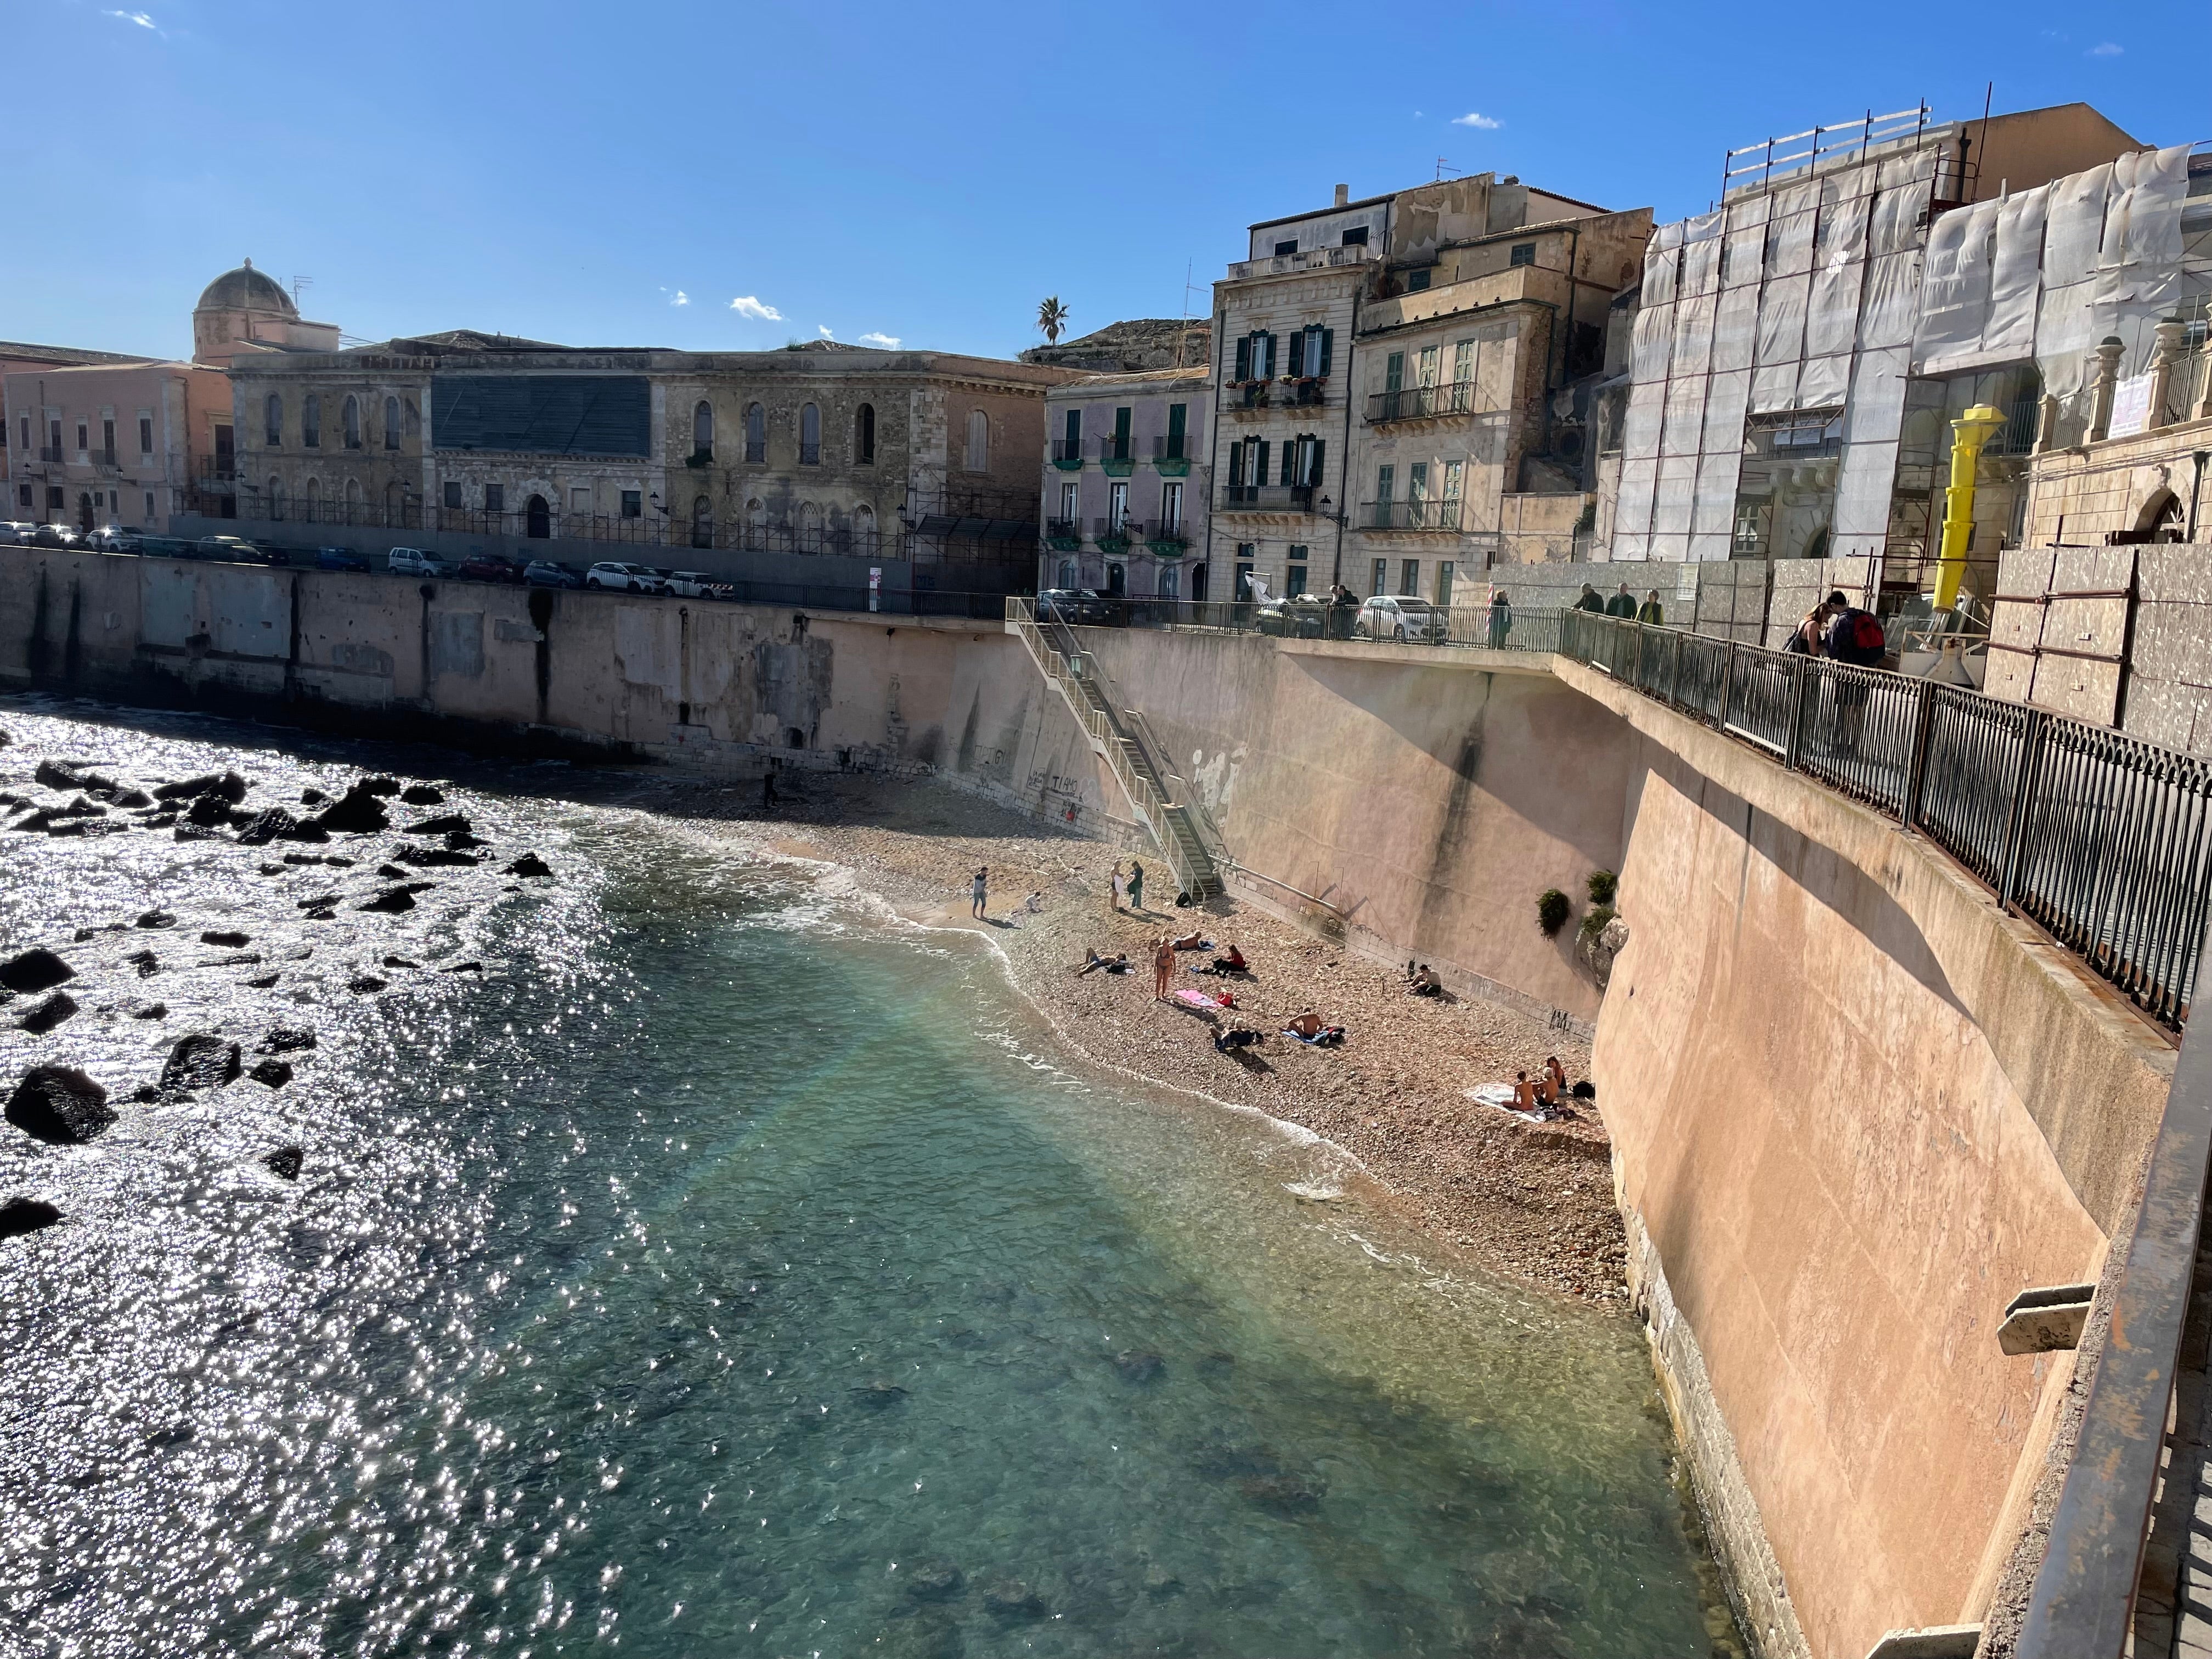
[0,550,2183,1656]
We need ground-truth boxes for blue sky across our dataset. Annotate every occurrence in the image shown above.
[7,0,2191,363]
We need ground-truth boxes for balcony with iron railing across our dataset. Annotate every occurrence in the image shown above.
[685,446,713,469]
[1153,433,1198,476]
[1045,516,1083,550]
[1138,518,1190,551]
[35,446,64,464]
[1226,381,1271,411]
[1217,484,1316,514]
[1368,380,1478,424]
[92,447,117,469]
[1051,438,1086,470]
[1363,497,1465,532]
[1099,434,1136,476]
[1092,514,1133,554]
[1225,242,1374,281]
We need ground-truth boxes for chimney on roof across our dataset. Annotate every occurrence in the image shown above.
[1333,183,1349,208]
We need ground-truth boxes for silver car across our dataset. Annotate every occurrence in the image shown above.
[585,561,668,593]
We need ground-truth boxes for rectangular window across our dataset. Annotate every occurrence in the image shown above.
[1273,239,1297,256]
[1160,479,1183,531]
[569,486,591,513]
[1060,481,1079,521]
[1165,401,1187,460]
[1108,480,1128,531]
[1417,347,1439,388]
[143,490,155,520]
[443,481,462,509]
[1063,408,1081,451]
[139,416,153,454]
[1111,406,1131,460]
[1385,352,1403,393]
[1405,268,1431,292]
[1235,554,1256,600]
[101,418,115,457]
[1510,242,1536,267]
[1286,561,1308,596]
[16,417,25,450]
[1453,339,1475,387]
[76,421,89,453]
[1376,463,1394,505]
[1401,559,1420,596]
[1437,562,1455,609]
[1409,461,1429,501]
[1341,226,1368,246]
[485,483,504,511]
[16,483,29,508]
[1371,558,1387,597]
[622,489,642,518]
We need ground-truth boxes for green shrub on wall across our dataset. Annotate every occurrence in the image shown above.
[1537,888,1572,937]
[1579,904,1616,944]
[1587,868,1617,906]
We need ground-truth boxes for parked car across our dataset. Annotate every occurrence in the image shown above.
[584,561,668,593]
[664,570,736,601]
[1255,594,1330,638]
[388,546,458,577]
[136,536,193,560]
[0,522,37,546]
[86,524,149,553]
[1036,588,1113,625]
[523,559,583,588]
[32,524,86,549]
[1355,594,1448,643]
[195,534,257,562]
[458,552,527,584]
[314,546,371,572]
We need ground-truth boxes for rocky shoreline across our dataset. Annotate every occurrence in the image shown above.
[621,769,1631,1306]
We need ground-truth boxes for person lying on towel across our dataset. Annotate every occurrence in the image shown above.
[1280,1010,1346,1046]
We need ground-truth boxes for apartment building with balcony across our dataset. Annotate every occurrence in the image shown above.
[1,340,159,507]
[1036,366,1210,598]
[1348,188,1650,603]
[4,357,229,532]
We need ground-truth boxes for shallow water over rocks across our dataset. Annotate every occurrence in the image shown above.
[0,698,1726,1656]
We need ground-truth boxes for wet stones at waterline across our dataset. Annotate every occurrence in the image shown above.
[7,1066,116,1144]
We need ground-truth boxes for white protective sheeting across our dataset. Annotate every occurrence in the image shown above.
[1752,273,1809,411]
[1672,291,1717,376]
[2097,144,2196,377]
[1621,379,1665,461]
[1615,456,1657,543]
[1833,441,1900,538]
[1661,371,1707,457]
[2036,162,2114,399]
[1701,368,1752,458]
[1653,455,1696,535]
[1871,173,1931,256]
[1693,451,1743,537]
[1798,351,1851,408]
[1914,196,2000,371]
[1680,211,1723,300]
[1767,182,1818,278]
[1642,221,1683,310]
[1724,193,1770,290]
[1714,285,1760,372]
[1646,532,1690,563]
[1860,252,1923,349]
[1981,184,2051,363]
[1806,167,1872,360]
[1841,346,1909,445]
[1631,302,1675,386]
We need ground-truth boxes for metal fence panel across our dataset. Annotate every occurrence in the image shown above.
[1796,661,1919,816]
[1916,688,2029,888]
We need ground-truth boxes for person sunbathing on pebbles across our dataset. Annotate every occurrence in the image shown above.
[1077,948,1132,975]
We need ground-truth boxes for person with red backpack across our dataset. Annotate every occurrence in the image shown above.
[1821,589,1888,753]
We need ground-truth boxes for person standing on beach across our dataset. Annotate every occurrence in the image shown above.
[762,768,777,810]
[1110,862,1126,912]
[1153,936,1175,1000]
[1127,859,1145,913]
[971,866,988,919]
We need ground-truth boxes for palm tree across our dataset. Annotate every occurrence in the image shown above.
[1037,296,1070,346]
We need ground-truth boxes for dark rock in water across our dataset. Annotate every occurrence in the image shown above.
[34,759,85,791]
[155,771,243,803]
[281,853,327,866]
[437,960,484,974]
[981,1581,1047,1621]
[359,888,416,915]
[143,1424,194,1449]
[1142,1567,1186,1600]
[904,1561,966,1603]
[235,808,296,846]
[299,787,328,806]
[126,949,161,978]
[111,788,154,809]
[243,972,280,989]
[278,819,330,843]
[261,1146,303,1181]
[136,910,177,929]
[1,949,75,994]
[0,1197,62,1239]
[853,1381,909,1409]
[398,844,483,867]
[507,853,554,879]
[1235,1474,1324,1512]
[376,863,411,879]
[6,1066,115,1144]
[44,819,89,838]
[359,775,401,797]
[348,975,388,995]
[325,855,356,867]
[202,953,263,968]
[313,783,390,834]
[52,796,106,819]
[173,823,219,842]
[403,812,471,837]
[131,1002,168,1020]
[184,794,235,828]
[445,829,487,850]
[294,894,341,911]
[18,991,78,1034]
[880,1611,964,1659]
[259,1027,317,1053]
[131,1084,160,1103]
[200,929,251,947]
[210,772,248,803]
[160,1035,242,1093]
[301,907,337,922]
[382,955,419,969]
[1111,1351,1166,1384]
[249,1059,294,1089]
[400,783,445,805]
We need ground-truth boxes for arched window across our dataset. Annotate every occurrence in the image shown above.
[264,393,283,448]
[385,481,404,524]
[1058,558,1077,589]
[799,403,821,465]
[303,395,321,448]
[342,396,361,449]
[1158,563,1180,600]
[692,400,714,461]
[343,477,363,520]
[268,477,286,520]
[798,500,822,551]
[304,477,321,517]
[966,409,989,472]
[744,403,766,464]
[2138,489,2185,542]
[383,396,401,452]
[747,496,766,528]
[854,503,876,552]
[855,402,876,465]
[526,494,551,538]
[691,494,713,549]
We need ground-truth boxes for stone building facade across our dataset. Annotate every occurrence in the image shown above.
[1035,366,1210,598]
[219,337,1072,571]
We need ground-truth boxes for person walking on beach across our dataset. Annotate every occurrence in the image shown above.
[1126,858,1145,913]
[1153,936,1175,1001]
[970,866,989,919]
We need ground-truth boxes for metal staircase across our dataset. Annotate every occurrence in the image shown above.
[1004,598,1223,899]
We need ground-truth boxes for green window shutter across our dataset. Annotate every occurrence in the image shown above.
[1114,407,1131,443]
[1255,439,1270,485]
[1167,403,1186,440]
[1377,463,1394,504]
[1063,409,1080,448]
[1385,351,1403,392]
[1229,441,1244,486]
[1309,437,1325,486]
[1235,336,1251,381]
[1319,329,1334,378]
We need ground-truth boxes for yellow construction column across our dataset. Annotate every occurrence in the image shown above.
[1934,404,2005,612]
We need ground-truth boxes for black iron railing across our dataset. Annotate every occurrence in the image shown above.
[1218,484,1314,513]
[1363,498,1464,531]
[1153,434,1197,463]
[1368,381,1477,423]
[1558,610,2212,1030]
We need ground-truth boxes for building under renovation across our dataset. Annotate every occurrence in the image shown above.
[1599,101,2209,611]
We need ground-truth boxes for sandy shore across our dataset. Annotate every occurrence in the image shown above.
[617,768,1630,1306]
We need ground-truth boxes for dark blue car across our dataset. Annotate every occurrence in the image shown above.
[314,546,371,572]
[524,560,583,588]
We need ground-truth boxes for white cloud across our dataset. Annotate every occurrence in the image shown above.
[1451,111,1502,129]
[105,9,157,26]
[2088,40,2122,54]
[859,332,900,348]
[729,295,783,321]
[666,289,689,307]
[818,325,834,337]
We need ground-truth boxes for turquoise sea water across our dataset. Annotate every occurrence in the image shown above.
[0,703,1725,1656]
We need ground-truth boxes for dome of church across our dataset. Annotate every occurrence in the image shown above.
[194,259,297,316]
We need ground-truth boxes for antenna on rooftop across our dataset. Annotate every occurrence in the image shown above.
[1435,157,1460,180]
[291,275,312,306]
[1177,258,1204,369]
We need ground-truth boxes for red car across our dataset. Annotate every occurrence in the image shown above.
[456,552,526,584]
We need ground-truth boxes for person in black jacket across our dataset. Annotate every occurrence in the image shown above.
[1821,590,1888,752]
